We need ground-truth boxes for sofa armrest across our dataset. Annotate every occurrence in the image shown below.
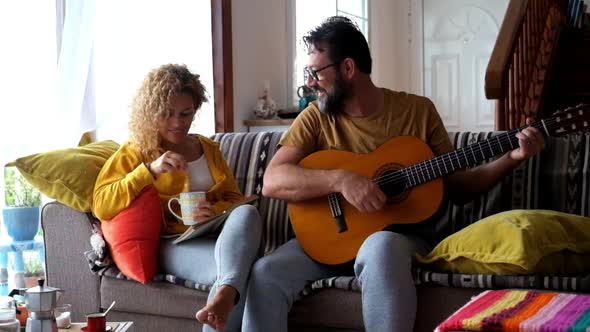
[41,201,100,321]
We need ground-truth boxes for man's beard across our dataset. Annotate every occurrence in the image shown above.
[315,74,350,115]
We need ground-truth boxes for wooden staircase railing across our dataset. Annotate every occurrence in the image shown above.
[485,0,566,130]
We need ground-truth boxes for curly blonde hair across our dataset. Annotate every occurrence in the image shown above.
[128,64,208,160]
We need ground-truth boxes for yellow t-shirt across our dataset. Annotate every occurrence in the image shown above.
[280,88,453,157]
[280,89,453,243]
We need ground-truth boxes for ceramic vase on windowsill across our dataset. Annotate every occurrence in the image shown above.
[253,80,278,119]
[24,257,45,288]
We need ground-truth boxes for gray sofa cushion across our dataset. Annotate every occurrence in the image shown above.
[100,277,207,319]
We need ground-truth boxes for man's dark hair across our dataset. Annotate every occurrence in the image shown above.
[303,16,372,74]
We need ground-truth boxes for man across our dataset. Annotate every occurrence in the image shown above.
[242,16,544,332]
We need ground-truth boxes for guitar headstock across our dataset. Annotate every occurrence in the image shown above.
[544,104,590,136]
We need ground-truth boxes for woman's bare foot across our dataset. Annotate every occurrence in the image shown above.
[195,285,237,331]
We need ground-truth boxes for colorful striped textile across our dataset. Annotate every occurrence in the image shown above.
[436,290,590,332]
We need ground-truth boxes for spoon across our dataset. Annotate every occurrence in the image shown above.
[101,301,116,317]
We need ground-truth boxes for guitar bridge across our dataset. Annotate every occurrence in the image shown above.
[328,193,347,233]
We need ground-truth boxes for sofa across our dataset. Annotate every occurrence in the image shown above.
[41,131,590,332]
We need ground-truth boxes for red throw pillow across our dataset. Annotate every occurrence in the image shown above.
[101,186,162,284]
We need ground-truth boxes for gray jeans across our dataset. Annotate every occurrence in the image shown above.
[242,231,431,332]
[159,205,262,332]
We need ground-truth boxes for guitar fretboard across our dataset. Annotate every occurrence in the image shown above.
[328,104,588,215]
[378,119,553,190]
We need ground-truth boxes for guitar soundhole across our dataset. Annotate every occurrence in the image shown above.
[374,163,409,204]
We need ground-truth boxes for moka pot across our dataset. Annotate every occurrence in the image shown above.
[9,279,60,332]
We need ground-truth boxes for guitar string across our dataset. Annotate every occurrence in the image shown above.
[328,192,338,216]
[370,118,561,187]
[328,108,585,200]
[331,193,341,216]
[372,128,527,187]
[330,128,525,199]
[372,117,564,186]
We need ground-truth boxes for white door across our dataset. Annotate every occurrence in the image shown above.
[423,0,508,132]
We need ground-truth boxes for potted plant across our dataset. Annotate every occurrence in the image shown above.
[23,256,45,288]
[2,167,42,241]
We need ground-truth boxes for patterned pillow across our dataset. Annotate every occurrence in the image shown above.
[212,132,291,254]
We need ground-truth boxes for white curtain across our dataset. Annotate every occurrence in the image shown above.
[0,1,96,209]
[0,2,57,165]
[0,1,96,164]
[92,0,215,143]
[56,0,97,142]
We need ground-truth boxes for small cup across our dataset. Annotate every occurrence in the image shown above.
[85,312,106,332]
[54,303,72,328]
[168,191,207,225]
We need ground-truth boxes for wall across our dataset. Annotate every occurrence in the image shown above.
[370,0,414,92]
[232,0,290,132]
[231,0,414,132]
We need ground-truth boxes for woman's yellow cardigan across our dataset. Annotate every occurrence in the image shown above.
[92,135,243,234]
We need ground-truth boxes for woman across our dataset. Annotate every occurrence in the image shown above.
[93,64,262,331]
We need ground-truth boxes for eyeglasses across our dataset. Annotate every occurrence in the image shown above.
[304,62,339,81]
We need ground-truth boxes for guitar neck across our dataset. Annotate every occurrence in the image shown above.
[400,121,551,188]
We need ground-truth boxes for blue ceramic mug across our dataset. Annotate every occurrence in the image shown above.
[297,86,317,111]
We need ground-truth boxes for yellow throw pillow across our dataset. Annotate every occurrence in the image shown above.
[416,210,590,275]
[6,140,119,212]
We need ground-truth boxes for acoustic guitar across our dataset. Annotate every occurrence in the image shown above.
[288,104,590,265]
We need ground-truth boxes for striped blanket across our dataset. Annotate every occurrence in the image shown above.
[436,290,590,332]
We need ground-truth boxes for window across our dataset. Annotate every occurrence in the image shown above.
[0,2,58,168]
[94,0,215,142]
[292,0,369,102]
[0,2,219,161]
[0,0,232,209]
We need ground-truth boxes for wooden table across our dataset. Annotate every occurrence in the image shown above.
[58,321,133,332]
